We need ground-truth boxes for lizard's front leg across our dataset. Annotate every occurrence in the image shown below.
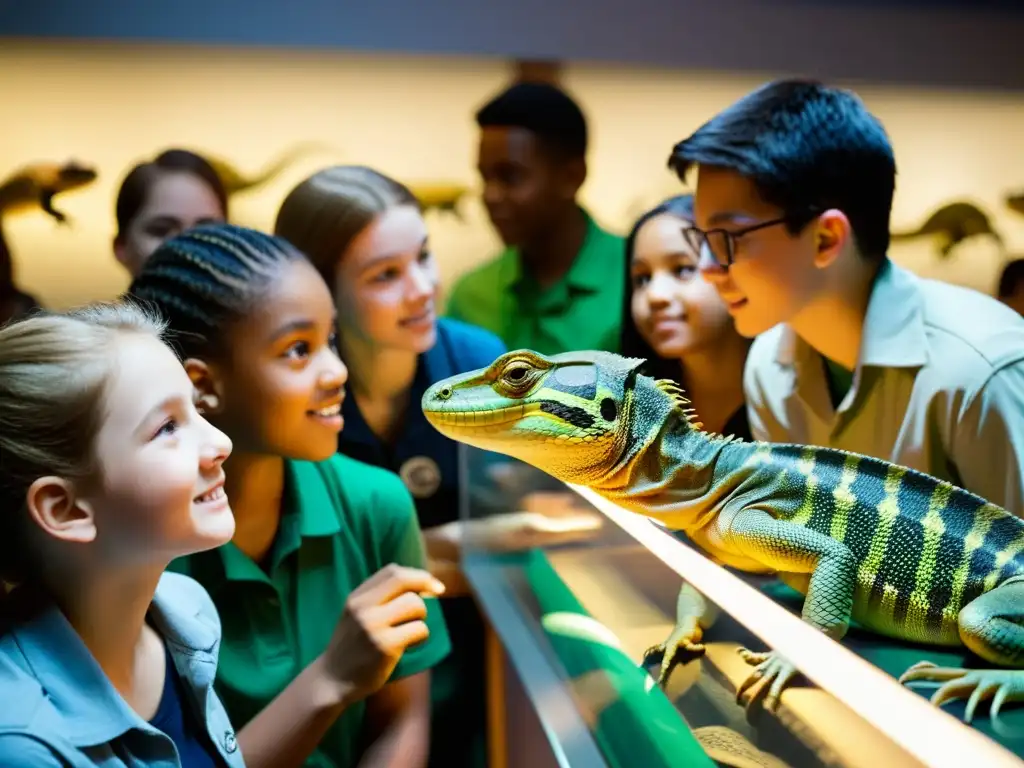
[642,580,720,687]
[899,575,1024,722]
[726,508,858,711]
[40,190,69,225]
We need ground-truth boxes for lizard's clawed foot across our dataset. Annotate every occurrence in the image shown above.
[899,661,1024,722]
[736,648,798,712]
[641,625,706,688]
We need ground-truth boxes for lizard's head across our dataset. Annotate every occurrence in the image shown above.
[1008,191,1024,216]
[422,349,647,484]
[57,162,98,188]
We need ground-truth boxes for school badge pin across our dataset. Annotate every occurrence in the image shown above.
[399,455,442,498]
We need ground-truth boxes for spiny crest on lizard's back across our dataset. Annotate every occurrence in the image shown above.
[649,376,745,445]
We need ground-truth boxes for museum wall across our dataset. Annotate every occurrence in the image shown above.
[1,39,1023,310]
[3,0,1023,90]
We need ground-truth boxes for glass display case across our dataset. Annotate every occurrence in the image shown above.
[458,445,1024,768]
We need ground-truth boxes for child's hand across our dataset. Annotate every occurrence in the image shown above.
[318,564,445,704]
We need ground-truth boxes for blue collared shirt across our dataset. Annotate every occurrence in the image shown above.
[0,572,245,767]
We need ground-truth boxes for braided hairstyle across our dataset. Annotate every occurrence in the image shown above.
[127,223,306,359]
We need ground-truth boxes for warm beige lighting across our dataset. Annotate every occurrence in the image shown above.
[0,41,1021,310]
[570,484,1023,768]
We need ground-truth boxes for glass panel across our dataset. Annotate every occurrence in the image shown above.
[459,444,1023,768]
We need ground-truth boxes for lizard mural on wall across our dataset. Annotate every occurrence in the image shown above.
[891,201,1004,258]
[203,141,335,198]
[1006,191,1024,218]
[407,182,472,219]
[0,160,98,325]
[422,349,1024,725]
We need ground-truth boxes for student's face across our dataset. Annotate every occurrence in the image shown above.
[692,165,824,338]
[334,205,439,355]
[630,213,736,359]
[196,259,348,462]
[83,333,234,565]
[477,127,580,248]
[114,172,225,278]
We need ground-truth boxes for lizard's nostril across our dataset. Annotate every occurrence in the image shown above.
[437,387,453,401]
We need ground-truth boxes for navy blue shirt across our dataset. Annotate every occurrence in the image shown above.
[150,644,220,767]
[338,317,506,768]
[339,317,507,530]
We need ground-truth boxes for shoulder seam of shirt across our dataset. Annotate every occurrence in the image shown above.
[954,356,1023,423]
[920,317,1024,370]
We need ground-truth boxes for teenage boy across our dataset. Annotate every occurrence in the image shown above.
[446,81,625,355]
[670,79,1024,512]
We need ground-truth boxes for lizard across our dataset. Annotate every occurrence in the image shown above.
[1006,191,1024,218]
[0,161,98,224]
[890,201,1004,258]
[420,348,1024,722]
[204,141,335,198]
[407,182,471,219]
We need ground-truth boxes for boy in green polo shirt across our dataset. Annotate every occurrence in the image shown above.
[446,81,626,354]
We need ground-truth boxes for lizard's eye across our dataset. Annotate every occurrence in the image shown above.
[496,360,537,396]
[506,365,529,382]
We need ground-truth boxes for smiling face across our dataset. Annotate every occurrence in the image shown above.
[198,258,349,462]
[115,171,226,278]
[477,127,582,249]
[334,204,439,355]
[82,332,235,565]
[692,165,824,338]
[630,212,736,359]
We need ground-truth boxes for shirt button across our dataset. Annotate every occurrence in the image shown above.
[224,731,238,754]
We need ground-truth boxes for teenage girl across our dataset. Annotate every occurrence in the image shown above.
[0,300,244,766]
[113,149,227,278]
[274,165,505,768]
[128,223,450,768]
[621,194,752,440]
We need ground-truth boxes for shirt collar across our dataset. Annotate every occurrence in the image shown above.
[290,459,342,537]
[197,459,343,586]
[776,260,928,370]
[497,208,614,294]
[7,573,216,748]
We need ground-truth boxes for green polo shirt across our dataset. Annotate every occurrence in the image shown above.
[445,209,626,355]
[168,455,451,768]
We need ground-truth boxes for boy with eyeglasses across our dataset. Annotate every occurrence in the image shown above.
[670,78,1024,513]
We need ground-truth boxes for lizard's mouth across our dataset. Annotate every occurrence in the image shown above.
[425,401,542,430]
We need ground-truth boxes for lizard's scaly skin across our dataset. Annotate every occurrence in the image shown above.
[422,349,1024,721]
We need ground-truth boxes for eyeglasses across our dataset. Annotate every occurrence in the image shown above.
[683,212,819,268]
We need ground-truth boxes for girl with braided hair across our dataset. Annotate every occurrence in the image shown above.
[127,223,450,768]
[0,300,244,766]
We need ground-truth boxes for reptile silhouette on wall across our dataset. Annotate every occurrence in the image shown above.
[204,141,336,198]
[197,144,471,220]
[0,160,98,326]
[890,201,1004,258]
[0,161,98,224]
[407,182,472,220]
[1006,190,1024,217]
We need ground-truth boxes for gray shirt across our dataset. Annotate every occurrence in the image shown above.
[744,259,1024,514]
